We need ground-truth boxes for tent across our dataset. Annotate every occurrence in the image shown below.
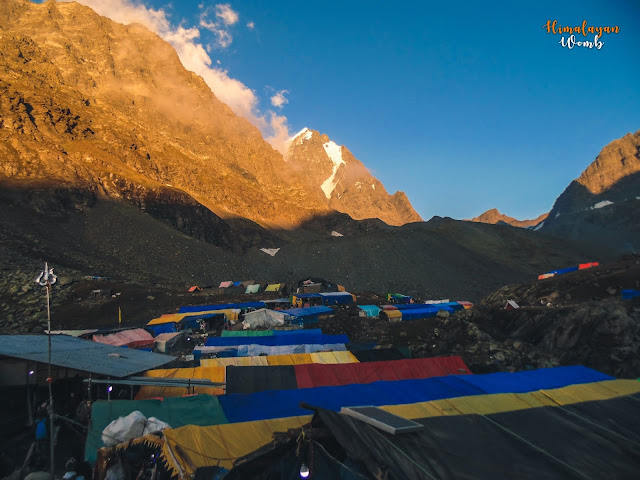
[245,284,260,294]
[217,366,613,424]
[622,289,640,300]
[188,286,200,292]
[318,292,356,306]
[358,305,381,318]
[265,283,283,293]
[85,395,228,463]
[387,293,412,304]
[383,309,403,323]
[505,300,520,310]
[92,329,154,349]
[154,378,640,477]
[285,306,334,324]
[135,366,226,399]
[219,281,233,288]
[204,333,349,347]
[154,332,187,354]
[242,309,288,329]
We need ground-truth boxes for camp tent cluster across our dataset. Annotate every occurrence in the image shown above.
[538,261,599,280]
[11,275,640,480]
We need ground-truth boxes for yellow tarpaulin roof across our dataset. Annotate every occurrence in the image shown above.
[384,309,402,319]
[264,283,281,292]
[147,309,238,326]
[158,378,640,476]
[135,366,226,399]
[201,356,270,367]
[200,352,359,367]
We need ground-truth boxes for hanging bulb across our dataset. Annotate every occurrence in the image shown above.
[299,463,310,478]
[107,385,113,393]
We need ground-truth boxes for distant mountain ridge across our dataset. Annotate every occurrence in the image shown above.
[470,209,548,228]
[538,129,640,253]
[285,128,422,226]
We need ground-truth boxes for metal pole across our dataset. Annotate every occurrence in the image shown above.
[35,262,56,479]
[46,283,54,479]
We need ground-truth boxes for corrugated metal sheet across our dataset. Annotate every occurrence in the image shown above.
[0,335,174,377]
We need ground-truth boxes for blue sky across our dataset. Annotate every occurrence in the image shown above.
[54,0,640,220]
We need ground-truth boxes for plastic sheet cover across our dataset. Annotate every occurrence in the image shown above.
[218,366,611,423]
[204,333,349,347]
[295,356,470,389]
[135,366,226,399]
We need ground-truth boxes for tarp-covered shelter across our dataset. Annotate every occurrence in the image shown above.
[92,328,154,349]
[292,293,322,308]
[194,343,348,358]
[85,395,227,463]
[218,366,612,424]
[264,283,283,292]
[153,332,188,354]
[147,378,640,476]
[204,333,349,347]
[622,289,640,299]
[245,283,260,294]
[285,306,334,324]
[318,291,356,305]
[135,366,226,399]
[242,308,288,330]
[294,356,470,389]
[383,309,403,323]
[218,281,232,288]
[387,293,412,304]
[358,305,381,318]
[0,335,174,378]
[201,351,359,366]
[286,393,640,480]
[178,302,266,314]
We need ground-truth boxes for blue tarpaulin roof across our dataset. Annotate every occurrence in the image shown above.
[218,366,612,423]
[205,333,349,347]
[285,306,334,317]
[273,328,322,335]
[358,305,381,317]
[0,335,174,377]
[179,302,266,313]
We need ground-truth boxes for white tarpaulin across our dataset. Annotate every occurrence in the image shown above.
[330,231,343,237]
[102,411,171,446]
[242,309,288,330]
[260,248,280,256]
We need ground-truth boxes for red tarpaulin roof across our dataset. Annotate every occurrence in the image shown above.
[93,328,155,349]
[294,356,471,389]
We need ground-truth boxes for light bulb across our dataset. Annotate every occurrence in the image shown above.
[29,370,35,375]
[299,464,310,478]
[107,386,113,393]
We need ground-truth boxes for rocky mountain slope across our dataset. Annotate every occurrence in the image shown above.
[470,208,548,228]
[539,130,640,253]
[286,128,422,226]
[0,0,331,230]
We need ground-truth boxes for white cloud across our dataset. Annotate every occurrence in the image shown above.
[246,21,255,30]
[270,90,289,109]
[199,4,238,48]
[215,4,238,26]
[56,0,292,154]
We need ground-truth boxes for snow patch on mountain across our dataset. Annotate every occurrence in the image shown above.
[321,141,345,199]
[592,200,614,209]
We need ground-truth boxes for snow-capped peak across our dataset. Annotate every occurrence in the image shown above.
[321,140,345,199]
[289,127,313,145]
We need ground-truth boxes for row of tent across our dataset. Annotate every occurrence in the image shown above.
[133,356,471,398]
[88,365,639,473]
[538,261,599,280]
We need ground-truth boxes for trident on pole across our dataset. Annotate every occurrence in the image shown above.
[35,262,56,479]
